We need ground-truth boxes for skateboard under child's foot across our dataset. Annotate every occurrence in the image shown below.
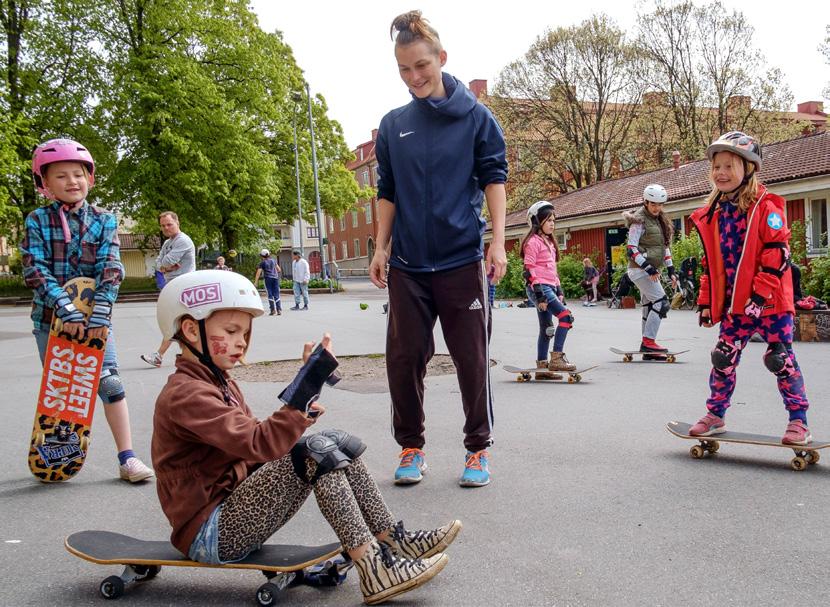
[667,421,830,471]
[503,364,599,383]
[609,347,688,363]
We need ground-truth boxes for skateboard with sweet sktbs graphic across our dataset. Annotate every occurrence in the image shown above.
[65,530,351,605]
[609,347,689,363]
[28,276,106,482]
[667,421,830,471]
[503,364,599,383]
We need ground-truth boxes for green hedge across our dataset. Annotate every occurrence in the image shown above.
[804,254,830,301]
[494,244,596,300]
[0,275,158,297]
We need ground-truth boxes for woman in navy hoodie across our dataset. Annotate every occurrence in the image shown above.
[369,10,508,488]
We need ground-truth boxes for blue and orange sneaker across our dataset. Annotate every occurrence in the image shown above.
[459,450,490,487]
[394,448,427,485]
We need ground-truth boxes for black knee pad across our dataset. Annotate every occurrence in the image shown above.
[652,296,670,319]
[711,339,739,374]
[290,432,352,484]
[764,342,795,377]
[319,429,366,460]
[98,369,125,404]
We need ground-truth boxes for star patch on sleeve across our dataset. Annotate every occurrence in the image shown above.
[767,212,783,230]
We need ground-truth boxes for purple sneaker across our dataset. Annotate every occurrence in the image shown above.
[689,413,726,437]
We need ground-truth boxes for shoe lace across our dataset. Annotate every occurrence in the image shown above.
[391,520,437,545]
[378,541,421,570]
[465,450,488,471]
[398,448,422,467]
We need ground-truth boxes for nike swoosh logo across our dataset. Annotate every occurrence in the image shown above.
[399,131,415,138]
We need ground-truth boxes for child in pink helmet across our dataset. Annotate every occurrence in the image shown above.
[21,138,154,482]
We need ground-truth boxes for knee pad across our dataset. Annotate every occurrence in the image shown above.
[556,309,574,329]
[764,342,795,377]
[98,369,125,404]
[652,296,670,319]
[319,429,366,460]
[711,340,740,375]
[290,432,352,484]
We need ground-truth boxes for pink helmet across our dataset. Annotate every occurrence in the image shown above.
[31,138,96,199]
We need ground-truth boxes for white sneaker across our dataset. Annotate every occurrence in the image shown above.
[119,457,154,483]
[140,352,162,368]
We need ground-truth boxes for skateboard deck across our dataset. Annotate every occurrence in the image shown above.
[667,421,830,471]
[503,365,599,383]
[28,277,107,482]
[610,347,688,363]
[65,530,350,604]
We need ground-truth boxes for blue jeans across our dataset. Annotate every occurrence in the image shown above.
[188,502,246,565]
[527,284,570,360]
[33,326,123,404]
[264,277,281,312]
[292,282,309,307]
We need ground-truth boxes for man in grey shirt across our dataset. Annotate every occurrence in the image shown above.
[141,211,196,367]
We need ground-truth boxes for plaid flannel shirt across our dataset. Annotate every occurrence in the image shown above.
[20,201,124,332]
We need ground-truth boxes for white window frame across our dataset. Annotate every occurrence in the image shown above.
[328,217,334,233]
[351,210,358,228]
[555,232,568,251]
[362,170,369,187]
[354,238,360,258]
[365,203,372,224]
[341,241,348,260]
[805,192,829,255]
[340,216,346,231]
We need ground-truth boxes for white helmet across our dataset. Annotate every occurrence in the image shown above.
[526,200,555,226]
[643,184,668,204]
[156,270,264,340]
[260,248,270,257]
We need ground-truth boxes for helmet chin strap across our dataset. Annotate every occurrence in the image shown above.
[56,199,85,243]
[180,319,233,404]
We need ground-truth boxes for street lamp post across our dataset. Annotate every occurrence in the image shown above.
[303,82,328,280]
[291,95,304,259]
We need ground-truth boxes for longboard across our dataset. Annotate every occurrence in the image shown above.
[667,421,830,471]
[65,530,350,604]
[503,364,599,383]
[28,277,106,482]
[610,347,689,363]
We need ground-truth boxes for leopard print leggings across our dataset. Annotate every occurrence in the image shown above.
[217,455,395,562]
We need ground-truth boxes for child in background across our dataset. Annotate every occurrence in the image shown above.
[520,201,577,380]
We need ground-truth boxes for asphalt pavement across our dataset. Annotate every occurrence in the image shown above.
[2,278,828,606]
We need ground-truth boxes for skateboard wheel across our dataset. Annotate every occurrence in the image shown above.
[135,565,160,581]
[34,432,45,447]
[791,456,808,471]
[689,445,705,459]
[667,355,676,363]
[623,354,633,362]
[806,451,820,465]
[706,441,720,454]
[100,575,125,599]
[80,435,90,452]
[256,582,282,606]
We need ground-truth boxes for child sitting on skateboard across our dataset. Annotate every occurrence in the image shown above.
[520,201,576,380]
[689,131,812,445]
[21,138,154,483]
[151,270,459,605]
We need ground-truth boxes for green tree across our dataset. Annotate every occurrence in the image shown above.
[1,0,103,231]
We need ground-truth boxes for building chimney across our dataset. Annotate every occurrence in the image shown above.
[672,150,681,170]
[371,128,378,142]
[797,101,825,115]
[468,79,488,99]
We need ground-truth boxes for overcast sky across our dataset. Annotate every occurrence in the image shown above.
[251,0,830,149]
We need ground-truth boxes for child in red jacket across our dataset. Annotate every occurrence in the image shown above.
[151,270,460,604]
[689,132,811,444]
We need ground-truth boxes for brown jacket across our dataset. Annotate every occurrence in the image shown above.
[151,357,309,555]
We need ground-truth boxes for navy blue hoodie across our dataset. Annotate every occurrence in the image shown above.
[376,73,507,273]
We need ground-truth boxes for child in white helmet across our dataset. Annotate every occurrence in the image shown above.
[622,183,678,359]
[151,270,459,604]
[520,201,577,379]
[21,138,153,483]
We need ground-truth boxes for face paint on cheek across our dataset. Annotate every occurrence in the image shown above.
[209,336,228,355]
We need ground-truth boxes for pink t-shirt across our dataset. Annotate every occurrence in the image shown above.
[523,234,560,287]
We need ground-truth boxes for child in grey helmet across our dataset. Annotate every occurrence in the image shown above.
[151,270,460,605]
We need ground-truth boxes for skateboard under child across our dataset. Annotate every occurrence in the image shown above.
[502,364,599,383]
[28,277,106,482]
[667,421,830,471]
[609,347,689,363]
[65,530,351,605]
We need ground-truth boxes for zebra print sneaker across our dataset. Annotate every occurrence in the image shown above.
[355,540,448,605]
[384,519,462,560]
